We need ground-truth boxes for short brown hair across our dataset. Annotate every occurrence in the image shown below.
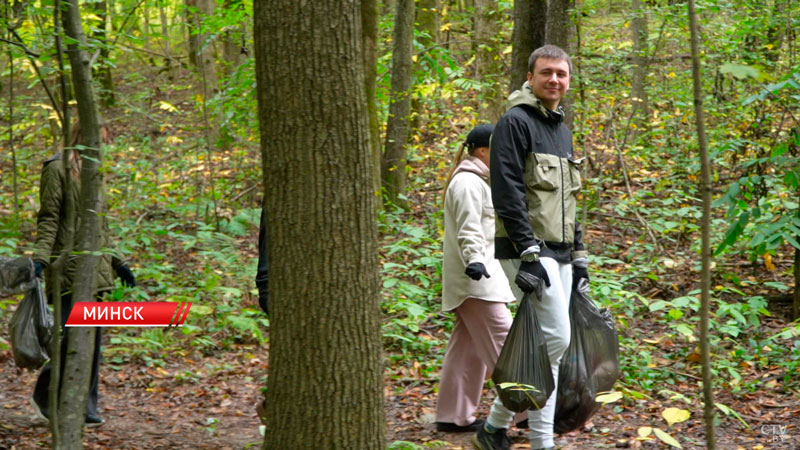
[528,45,572,74]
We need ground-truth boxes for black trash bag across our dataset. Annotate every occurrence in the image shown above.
[492,292,555,413]
[554,279,620,434]
[10,279,53,369]
[0,256,36,296]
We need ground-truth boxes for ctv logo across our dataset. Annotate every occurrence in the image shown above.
[65,302,192,327]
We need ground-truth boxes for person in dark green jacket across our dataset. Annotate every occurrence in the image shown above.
[30,123,135,427]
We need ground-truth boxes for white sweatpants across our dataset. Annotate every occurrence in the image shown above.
[486,257,572,449]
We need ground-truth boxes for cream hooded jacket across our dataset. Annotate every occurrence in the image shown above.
[442,156,515,311]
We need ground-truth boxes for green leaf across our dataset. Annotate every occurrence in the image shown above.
[653,428,682,448]
[720,63,761,80]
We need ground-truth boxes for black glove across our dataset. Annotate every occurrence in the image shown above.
[573,266,589,289]
[258,285,269,314]
[34,261,45,278]
[116,265,136,287]
[464,262,490,281]
[515,260,551,296]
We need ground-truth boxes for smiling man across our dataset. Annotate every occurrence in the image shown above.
[473,45,589,450]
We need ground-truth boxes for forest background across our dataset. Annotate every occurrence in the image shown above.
[0,0,798,448]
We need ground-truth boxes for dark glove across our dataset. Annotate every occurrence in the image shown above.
[515,260,551,297]
[573,265,589,289]
[34,261,45,278]
[116,265,136,287]
[258,285,269,314]
[464,262,490,281]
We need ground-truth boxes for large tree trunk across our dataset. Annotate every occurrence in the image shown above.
[60,0,105,446]
[688,0,717,447]
[253,1,385,448]
[509,0,547,93]
[631,0,649,130]
[363,0,381,195]
[546,0,576,125]
[382,0,415,206]
[474,0,503,121]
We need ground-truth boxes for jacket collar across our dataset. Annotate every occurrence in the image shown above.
[506,81,565,123]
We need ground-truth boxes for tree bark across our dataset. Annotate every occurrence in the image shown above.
[94,0,115,107]
[416,0,439,47]
[688,0,717,448]
[631,0,649,129]
[474,0,503,121]
[363,0,381,196]
[60,0,105,446]
[546,0,576,126]
[221,0,244,77]
[509,0,547,93]
[382,0,415,206]
[253,1,385,448]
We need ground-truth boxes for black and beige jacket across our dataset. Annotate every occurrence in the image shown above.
[490,82,587,264]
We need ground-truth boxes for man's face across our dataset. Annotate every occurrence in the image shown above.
[527,57,570,110]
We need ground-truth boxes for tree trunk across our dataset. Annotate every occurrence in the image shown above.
[160,2,170,55]
[253,0,385,448]
[94,0,115,107]
[688,0,717,448]
[474,0,503,122]
[631,0,649,130]
[221,0,243,77]
[546,0,576,126]
[185,0,219,147]
[60,0,105,446]
[509,0,547,93]
[382,0,415,206]
[7,39,19,216]
[363,0,381,195]
[416,0,438,47]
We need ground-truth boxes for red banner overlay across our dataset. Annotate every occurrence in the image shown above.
[65,302,192,327]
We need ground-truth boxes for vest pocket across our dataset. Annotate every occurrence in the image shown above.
[526,152,561,191]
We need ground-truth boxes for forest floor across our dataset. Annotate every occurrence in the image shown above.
[0,300,797,449]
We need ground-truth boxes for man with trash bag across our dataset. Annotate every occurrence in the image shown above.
[473,45,589,450]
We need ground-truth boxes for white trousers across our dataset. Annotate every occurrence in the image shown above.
[486,257,572,449]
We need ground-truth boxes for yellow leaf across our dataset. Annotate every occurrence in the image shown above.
[764,254,776,271]
[653,427,682,448]
[595,391,622,404]
[159,101,179,113]
[638,426,653,438]
[668,72,676,78]
[662,408,691,427]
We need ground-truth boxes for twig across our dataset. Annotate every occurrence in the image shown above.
[232,184,259,202]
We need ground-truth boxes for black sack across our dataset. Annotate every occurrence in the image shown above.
[553,279,620,434]
[0,256,36,296]
[10,279,53,369]
[492,292,555,413]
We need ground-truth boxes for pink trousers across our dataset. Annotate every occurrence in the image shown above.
[435,298,525,426]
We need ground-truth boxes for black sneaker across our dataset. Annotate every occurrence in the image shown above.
[436,419,485,432]
[85,413,105,428]
[472,425,510,450]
